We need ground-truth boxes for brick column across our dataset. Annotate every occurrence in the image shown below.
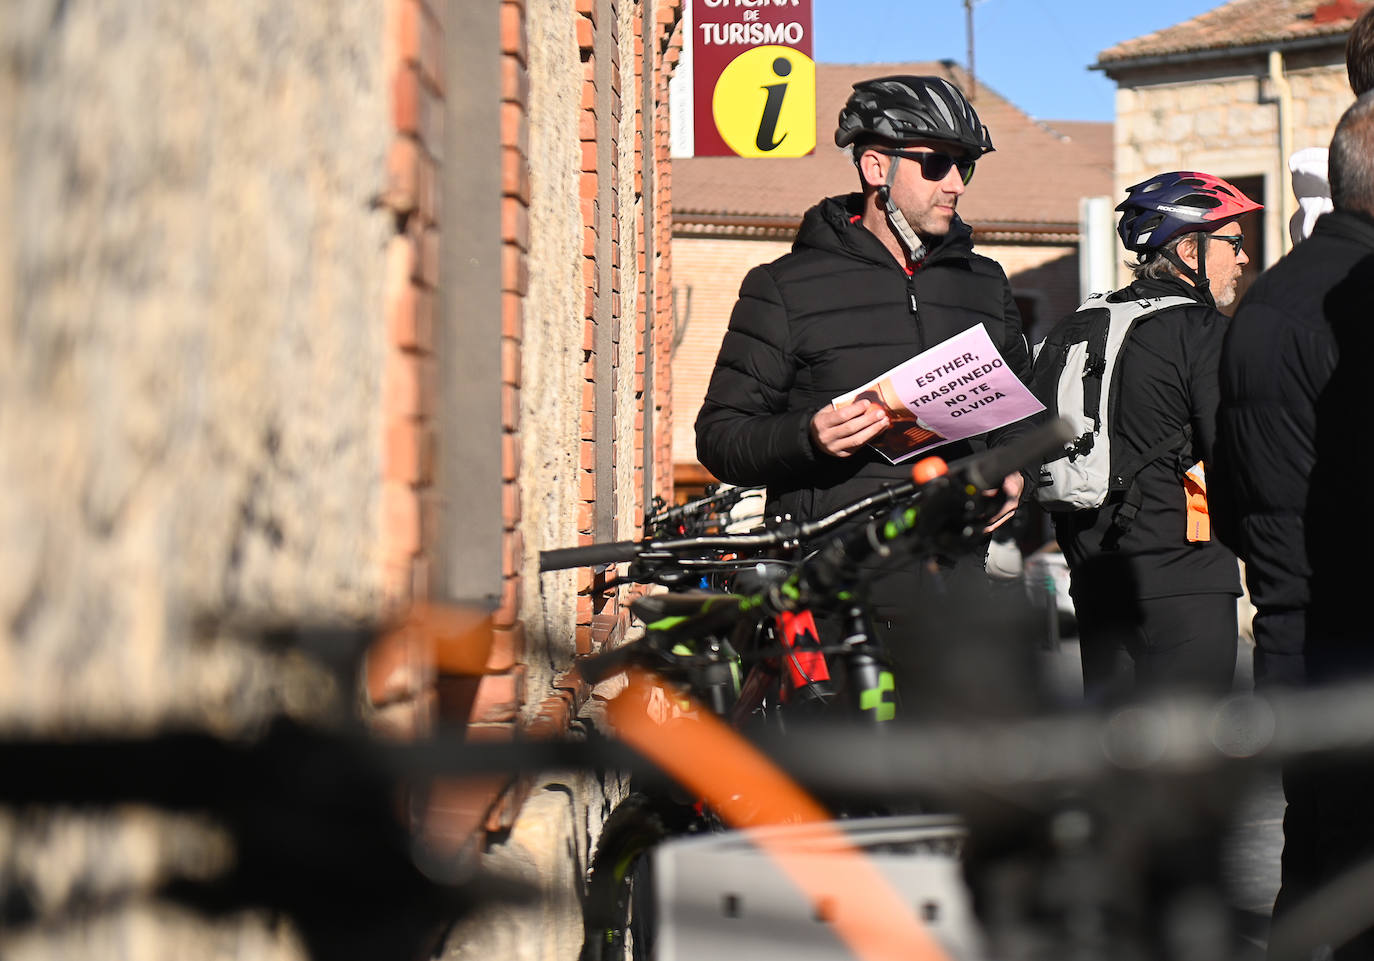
[461,0,530,740]
[370,0,446,737]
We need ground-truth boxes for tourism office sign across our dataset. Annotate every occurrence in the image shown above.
[680,0,815,158]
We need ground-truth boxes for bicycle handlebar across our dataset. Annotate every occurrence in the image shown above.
[573,420,1073,686]
[537,540,642,572]
[540,466,919,573]
[644,484,763,532]
[539,419,1073,575]
[946,418,1072,492]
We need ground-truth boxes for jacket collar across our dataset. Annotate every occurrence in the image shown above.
[1312,208,1374,250]
[1114,273,1213,306]
[795,194,975,270]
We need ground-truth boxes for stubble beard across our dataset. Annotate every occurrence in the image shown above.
[906,198,956,240]
[1214,270,1242,308]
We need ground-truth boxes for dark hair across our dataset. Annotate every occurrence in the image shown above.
[1330,91,1374,215]
[1348,4,1374,96]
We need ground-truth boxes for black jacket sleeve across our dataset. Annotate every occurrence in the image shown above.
[1213,300,1336,665]
[985,271,1034,450]
[1187,306,1227,465]
[694,265,820,485]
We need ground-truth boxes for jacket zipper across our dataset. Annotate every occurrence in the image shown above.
[906,273,927,350]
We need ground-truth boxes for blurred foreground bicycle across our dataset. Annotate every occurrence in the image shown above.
[541,421,1074,960]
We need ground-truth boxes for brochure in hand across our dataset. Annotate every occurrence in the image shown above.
[831,325,1044,465]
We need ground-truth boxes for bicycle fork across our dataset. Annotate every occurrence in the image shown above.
[839,602,897,725]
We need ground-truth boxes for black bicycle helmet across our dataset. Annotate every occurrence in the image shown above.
[835,75,994,156]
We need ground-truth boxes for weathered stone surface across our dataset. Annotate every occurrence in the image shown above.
[0,0,390,956]
[521,0,585,702]
[614,0,642,544]
[1,0,390,726]
[440,773,627,961]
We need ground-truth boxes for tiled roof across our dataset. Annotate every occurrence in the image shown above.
[1096,0,1369,65]
[672,61,1113,230]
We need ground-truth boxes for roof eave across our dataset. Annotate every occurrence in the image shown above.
[1092,32,1347,75]
[673,214,1082,244]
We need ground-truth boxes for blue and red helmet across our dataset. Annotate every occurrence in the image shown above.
[1115,171,1263,255]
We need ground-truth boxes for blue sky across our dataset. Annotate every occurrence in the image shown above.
[813,0,1231,122]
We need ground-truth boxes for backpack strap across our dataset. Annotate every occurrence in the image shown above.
[1109,423,1194,535]
[1099,294,1197,536]
[1072,294,1190,464]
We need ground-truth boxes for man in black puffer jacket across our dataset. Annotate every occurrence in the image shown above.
[695,76,1034,716]
[1212,94,1374,960]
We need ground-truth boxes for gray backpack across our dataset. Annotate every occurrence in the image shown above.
[1029,292,1194,523]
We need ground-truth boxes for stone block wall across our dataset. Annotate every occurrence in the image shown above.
[0,0,391,957]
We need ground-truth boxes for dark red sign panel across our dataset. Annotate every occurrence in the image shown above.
[691,0,814,158]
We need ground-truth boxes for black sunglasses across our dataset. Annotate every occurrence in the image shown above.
[874,148,976,185]
[1210,233,1244,254]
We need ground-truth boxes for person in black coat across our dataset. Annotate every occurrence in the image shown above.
[1048,171,1260,700]
[694,76,1036,718]
[1212,93,1374,959]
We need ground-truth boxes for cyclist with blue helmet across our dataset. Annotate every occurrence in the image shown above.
[1049,171,1262,700]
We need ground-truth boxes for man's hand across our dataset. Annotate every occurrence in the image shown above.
[983,470,1025,533]
[810,400,890,457]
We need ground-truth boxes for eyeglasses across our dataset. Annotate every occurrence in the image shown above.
[873,148,976,185]
[1210,233,1245,254]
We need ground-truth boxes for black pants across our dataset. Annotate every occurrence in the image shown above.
[1075,589,1238,701]
[1271,758,1374,960]
[860,556,1047,720]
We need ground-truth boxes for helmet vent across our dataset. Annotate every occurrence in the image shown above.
[1180,194,1223,209]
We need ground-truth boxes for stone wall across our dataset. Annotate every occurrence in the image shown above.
[1,0,391,725]
[0,0,391,956]
[1,0,686,956]
[516,0,586,717]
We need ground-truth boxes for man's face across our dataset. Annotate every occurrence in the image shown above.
[864,139,971,239]
[1185,220,1249,307]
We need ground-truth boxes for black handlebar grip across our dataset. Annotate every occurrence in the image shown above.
[960,417,1075,491]
[576,644,639,685]
[538,540,641,572]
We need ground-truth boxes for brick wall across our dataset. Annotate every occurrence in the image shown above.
[669,236,792,471]
[438,2,686,955]
[369,0,445,742]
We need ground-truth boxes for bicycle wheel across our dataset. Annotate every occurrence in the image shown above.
[579,792,697,961]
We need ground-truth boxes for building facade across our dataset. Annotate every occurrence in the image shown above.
[1095,0,1370,292]
[0,0,683,958]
